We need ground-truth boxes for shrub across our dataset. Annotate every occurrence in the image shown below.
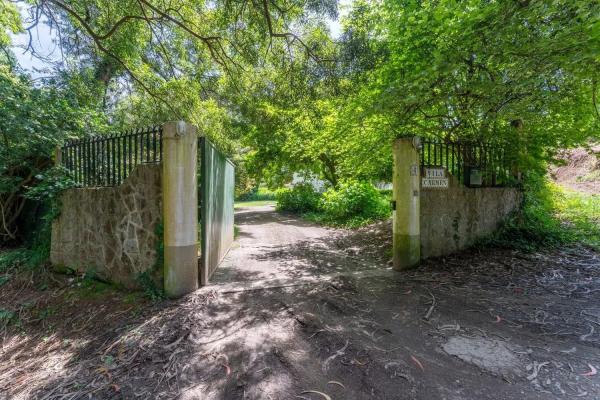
[320,180,390,227]
[488,172,600,250]
[275,184,321,213]
[237,186,277,202]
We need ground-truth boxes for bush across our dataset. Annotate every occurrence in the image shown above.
[319,180,391,227]
[488,172,600,250]
[236,186,277,202]
[275,184,321,213]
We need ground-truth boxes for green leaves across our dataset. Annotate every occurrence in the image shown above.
[0,0,21,47]
[0,64,108,242]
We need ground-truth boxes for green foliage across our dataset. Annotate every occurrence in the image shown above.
[133,221,166,301]
[236,186,277,202]
[0,1,20,47]
[275,180,391,228]
[238,0,599,188]
[552,185,600,249]
[0,309,15,328]
[0,249,28,273]
[319,180,391,227]
[0,64,108,244]
[275,184,321,213]
[135,271,164,301]
[490,173,600,250]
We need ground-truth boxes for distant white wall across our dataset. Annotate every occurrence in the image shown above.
[291,172,328,193]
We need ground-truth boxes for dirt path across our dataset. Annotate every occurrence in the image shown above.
[2,208,600,399]
[212,205,384,284]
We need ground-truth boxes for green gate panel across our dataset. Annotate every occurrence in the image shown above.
[199,137,235,285]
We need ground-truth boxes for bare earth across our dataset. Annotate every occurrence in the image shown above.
[2,205,600,399]
[550,146,600,194]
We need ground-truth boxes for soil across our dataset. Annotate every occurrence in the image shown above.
[550,146,600,194]
[2,206,600,399]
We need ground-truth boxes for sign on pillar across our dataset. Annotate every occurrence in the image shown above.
[392,137,421,270]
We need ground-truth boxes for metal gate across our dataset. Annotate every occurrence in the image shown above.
[198,137,235,285]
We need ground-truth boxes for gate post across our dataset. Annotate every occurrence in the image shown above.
[162,121,199,298]
[392,137,421,270]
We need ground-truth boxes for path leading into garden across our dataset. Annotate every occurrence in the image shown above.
[211,204,389,287]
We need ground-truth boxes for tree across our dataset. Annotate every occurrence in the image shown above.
[342,0,599,170]
[0,64,108,242]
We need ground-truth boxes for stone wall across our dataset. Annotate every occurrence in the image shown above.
[421,176,521,259]
[50,164,162,288]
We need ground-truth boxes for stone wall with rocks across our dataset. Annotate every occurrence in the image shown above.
[421,176,521,259]
[50,164,162,288]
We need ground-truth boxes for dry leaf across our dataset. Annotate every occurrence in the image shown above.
[410,355,424,371]
[222,364,231,376]
[582,364,597,377]
[299,390,332,400]
[327,380,346,389]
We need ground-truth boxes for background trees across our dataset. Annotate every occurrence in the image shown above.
[0,0,599,241]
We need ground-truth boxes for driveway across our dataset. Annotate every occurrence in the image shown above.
[211,205,387,285]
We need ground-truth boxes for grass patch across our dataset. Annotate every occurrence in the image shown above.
[552,184,600,248]
[235,200,276,208]
[236,186,277,202]
[489,174,600,250]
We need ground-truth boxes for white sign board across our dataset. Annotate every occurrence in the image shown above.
[422,168,448,188]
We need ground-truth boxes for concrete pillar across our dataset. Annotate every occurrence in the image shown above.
[392,137,421,270]
[162,121,199,298]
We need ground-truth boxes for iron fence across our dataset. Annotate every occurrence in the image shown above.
[420,138,515,187]
[61,126,163,187]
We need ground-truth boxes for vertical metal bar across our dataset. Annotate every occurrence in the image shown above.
[122,133,127,181]
[105,137,109,186]
[153,127,157,163]
[159,127,163,161]
[450,142,454,176]
[146,129,150,163]
[82,141,85,186]
[87,138,92,186]
[111,136,115,186]
[91,138,95,186]
[140,129,144,163]
[117,134,122,184]
[427,140,431,166]
[73,144,76,185]
[99,138,103,186]
[87,138,91,186]
[128,131,133,174]
[77,141,82,186]
[134,129,138,168]
[445,142,448,171]
[81,139,86,186]
[65,144,70,173]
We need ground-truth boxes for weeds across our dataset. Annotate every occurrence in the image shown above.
[136,271,164,301]
[488,173,600,250]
